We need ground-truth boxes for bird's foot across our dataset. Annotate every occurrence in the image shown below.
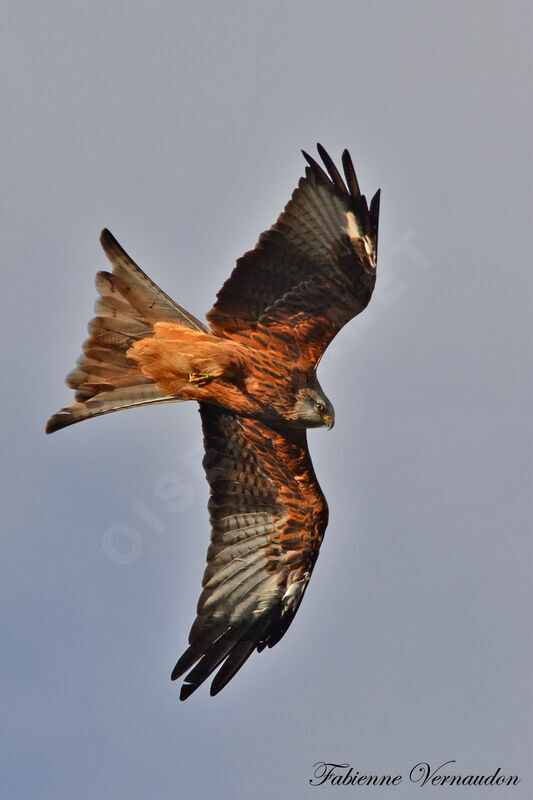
[189,372,215,386]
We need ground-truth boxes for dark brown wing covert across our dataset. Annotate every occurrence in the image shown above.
[207,144,380,368]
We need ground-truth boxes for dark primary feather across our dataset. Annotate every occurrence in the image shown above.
[341,148,362,198]
[207,144,380,368]
[171,405,328,699]
[316,142,347,192]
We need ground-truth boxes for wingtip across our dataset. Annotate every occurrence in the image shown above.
[172,658,199,700]
[370,188,381,225]
[179,682,197,701]
[45,411,74,434]
[99,227,118,255]
[99,227,112,244]
[99,228,135,271]
[304,145,364,199]
[315,143,346,191]
[301,149,315,168]
[316,142,333,168]
[301,148,329,184]
[341,149,360,197]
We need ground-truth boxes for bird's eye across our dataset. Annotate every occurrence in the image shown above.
[315,401,325,413]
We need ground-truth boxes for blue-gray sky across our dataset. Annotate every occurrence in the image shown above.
[2,2,531,798]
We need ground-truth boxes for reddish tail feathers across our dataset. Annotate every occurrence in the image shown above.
[46,229,209,433]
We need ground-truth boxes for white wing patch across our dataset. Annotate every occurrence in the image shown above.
[344,211,376,265]
[281,571,308,611]
[345,209,362,238]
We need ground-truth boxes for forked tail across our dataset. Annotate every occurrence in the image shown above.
[46,229,209,433]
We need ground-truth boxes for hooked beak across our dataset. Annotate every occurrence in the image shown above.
[322,414,335,430]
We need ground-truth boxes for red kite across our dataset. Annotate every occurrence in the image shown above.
[46,145,380,699]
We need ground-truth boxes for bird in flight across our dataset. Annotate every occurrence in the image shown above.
[46,145,380,699]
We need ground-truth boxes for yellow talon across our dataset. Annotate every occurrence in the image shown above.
[189,372,213,386]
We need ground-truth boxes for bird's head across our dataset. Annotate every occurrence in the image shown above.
[290,386,335,429]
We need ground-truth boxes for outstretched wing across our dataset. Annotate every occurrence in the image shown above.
[206,144,380,368]
[171,405,328,699]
